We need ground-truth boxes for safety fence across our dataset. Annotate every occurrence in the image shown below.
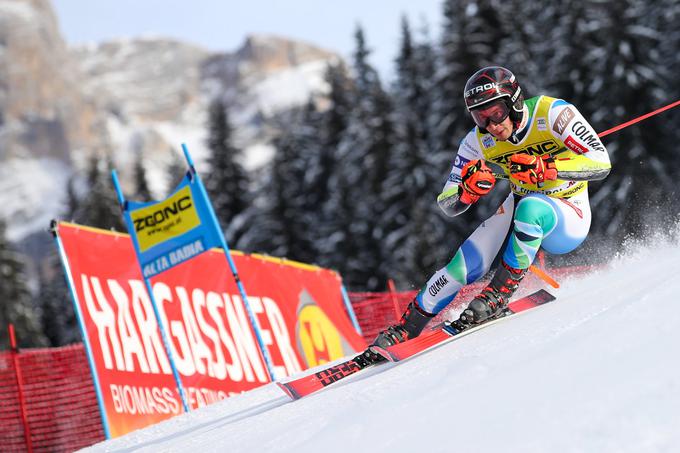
[1,266,582,452]
[0,327,104,452]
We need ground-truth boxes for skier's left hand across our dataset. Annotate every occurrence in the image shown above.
[509,153,558,185]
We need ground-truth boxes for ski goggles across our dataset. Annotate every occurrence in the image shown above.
[470,100,510,129]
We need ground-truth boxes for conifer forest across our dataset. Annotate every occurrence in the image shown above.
[2,0,679,347]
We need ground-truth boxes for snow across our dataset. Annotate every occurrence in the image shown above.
[0,157,71,241]
[81,229,680,453]
[246,59,332,116]
[0,1,37,24]
[242,142,276,172]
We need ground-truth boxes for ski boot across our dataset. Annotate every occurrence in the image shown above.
[371,299,435,349]
[453,260,528,330]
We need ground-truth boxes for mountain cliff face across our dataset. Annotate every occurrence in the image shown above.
[73,38,210,123]
[0,0,342,241]
[0,0,106,240]
[0,0,104,162]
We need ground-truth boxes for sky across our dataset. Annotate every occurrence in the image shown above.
[52,0,444,80]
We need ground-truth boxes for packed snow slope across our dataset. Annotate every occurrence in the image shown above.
[82,232,680,453]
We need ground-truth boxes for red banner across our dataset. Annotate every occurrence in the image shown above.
[56,222,365,438]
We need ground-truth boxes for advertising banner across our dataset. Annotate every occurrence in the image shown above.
[56,222,365,438]
[120,173,223,279]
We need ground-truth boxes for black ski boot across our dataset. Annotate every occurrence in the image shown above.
[455,261,528,328]
[371,300,435,349]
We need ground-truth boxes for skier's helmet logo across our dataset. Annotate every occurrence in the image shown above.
[463,66,524,129]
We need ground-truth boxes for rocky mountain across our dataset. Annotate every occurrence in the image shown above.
[0,0,342,243]
[0,0,105,240]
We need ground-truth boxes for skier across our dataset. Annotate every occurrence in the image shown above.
[372,66,611,348]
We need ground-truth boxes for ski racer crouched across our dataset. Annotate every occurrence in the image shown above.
[372,66,611,348]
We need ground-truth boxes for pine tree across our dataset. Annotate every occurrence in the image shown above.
[166,147,188,191]
[383,16,442,286]
[494,1,542,95]
[204,98,250,243]
[64,176,80,222]
[462,0,509,66]
[311,63,354,269]
[37,175,87,346]
[288,102,327,264]
[576,0,674,241]
[323,63,353,149]
[537,0,591,103]
[654,0,680,225]
[239,104,321,263]
[73,155,126,231]
[433,0,479,179]
[412,18,439,155]
[133,151,153,201]
[37,177,87,346]
[327,26,395,290]
[0,219,47,349]
[405,18,460,286]
[38,252,79,346]
[313,63,352,213]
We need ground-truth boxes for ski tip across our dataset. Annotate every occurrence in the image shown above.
[276,381,300,401]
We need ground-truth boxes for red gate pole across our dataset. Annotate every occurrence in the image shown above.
[9,324,33,453]
[387,279,403,322]
[537,250,546,269]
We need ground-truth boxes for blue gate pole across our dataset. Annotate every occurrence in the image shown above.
[111,170,191,412]
[341,284,362,336]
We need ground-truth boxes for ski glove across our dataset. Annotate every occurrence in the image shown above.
[509,153,558,186]
[459,159,496,204]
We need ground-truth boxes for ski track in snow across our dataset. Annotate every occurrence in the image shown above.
[82,231,680,453]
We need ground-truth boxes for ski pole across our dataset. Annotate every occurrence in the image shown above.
[529,264,560,289]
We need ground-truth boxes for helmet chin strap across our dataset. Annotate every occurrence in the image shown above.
[510,104,530,142]
[514,104,529,131]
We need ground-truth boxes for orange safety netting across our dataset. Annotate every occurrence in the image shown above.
[0,344,105,452]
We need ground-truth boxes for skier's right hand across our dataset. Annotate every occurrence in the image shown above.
[459,159,496,204]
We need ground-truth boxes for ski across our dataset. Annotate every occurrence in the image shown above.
[277,289,555,400]
[276,350,383,400]
[277,328,459,400]
[372,289,556,362]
